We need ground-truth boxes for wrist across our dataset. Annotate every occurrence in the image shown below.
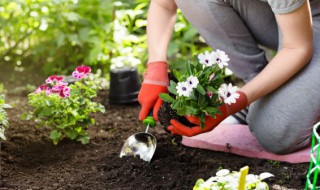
[227,91,248,115]
[143,61,169,86]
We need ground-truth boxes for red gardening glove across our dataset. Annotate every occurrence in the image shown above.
[167,91,248,136]
[138,61,169,121]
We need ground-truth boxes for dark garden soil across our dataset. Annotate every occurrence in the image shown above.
[0,90,310,190]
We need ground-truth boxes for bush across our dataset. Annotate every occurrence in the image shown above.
[0,95,11,140]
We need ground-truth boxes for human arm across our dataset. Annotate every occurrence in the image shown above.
[241,0,313,103]
[138,0,178,121]
[147,0,178,62]
[168,1,313,136]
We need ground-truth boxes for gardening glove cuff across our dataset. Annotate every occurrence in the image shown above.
[138,61,169,121]
[143,61,169,86]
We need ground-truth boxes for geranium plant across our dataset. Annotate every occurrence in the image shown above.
[193,168,274,190]
[159,50,239,128]
[27,65,105,145]
[0,95,11,140]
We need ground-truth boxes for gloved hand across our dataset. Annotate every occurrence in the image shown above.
[138,61,169,121]
[167,91,248,136]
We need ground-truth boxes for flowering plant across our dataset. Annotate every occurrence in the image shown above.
[27,65,105,145]
[0,95,11,140]
[193,168,274,190]
[159,50,239,128]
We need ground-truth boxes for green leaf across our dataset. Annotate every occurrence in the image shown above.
[207,86,218,93]
[196,84,206,95]
[185,106,197,115]
[198,94,206,107]
[186,61,192,75]
[172,69,181,81]
[56,31,65,48]
[171,100,179,110]
[50,130,61,145]
[66,129,78,140]
[206,107,218,116]
[38,107,52,119]
[45,100,53,106]
[168,85,177,95]
[78,136,90,144]
[159,93,175,103]
[199,114,206,130]
[62,12,81,22]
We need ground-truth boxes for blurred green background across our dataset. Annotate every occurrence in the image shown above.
[0,0,210,91]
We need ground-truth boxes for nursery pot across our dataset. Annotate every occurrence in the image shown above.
[109,67,141,104]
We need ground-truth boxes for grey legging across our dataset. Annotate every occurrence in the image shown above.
[175,0,320,154]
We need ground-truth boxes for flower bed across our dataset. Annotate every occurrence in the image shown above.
[0,89,309,189]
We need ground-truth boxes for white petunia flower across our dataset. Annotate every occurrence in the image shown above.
[256,182,269,190]
[198,51,215,66]
[216,169,230,177]
[218,83,240,105]
[214,49,230,68]
[186,75,199,89]
[246,174,259,184]
[176,82,193,97]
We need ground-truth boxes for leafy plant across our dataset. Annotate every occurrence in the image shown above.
[193,168,274,190]
[27,66,105,145]
[160,50,239,128]
[0,95,11,140]
[0,0,114,75]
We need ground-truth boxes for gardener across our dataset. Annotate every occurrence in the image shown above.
[138,0,320,154]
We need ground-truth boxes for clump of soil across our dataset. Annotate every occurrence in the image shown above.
[0,90,310,190]
[158,101,196,133]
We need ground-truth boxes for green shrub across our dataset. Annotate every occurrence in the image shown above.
[0,95,11,140]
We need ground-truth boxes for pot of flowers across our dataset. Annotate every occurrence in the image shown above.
[27,65,105,145]
[158,50,239,132]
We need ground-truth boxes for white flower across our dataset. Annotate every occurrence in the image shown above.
[216,169,230,177]
[256,182,269,190]
[246,174,259,184]
[176,82,193,97]
[198,51,215,66]
[193,168,273,190]
[214,49,230,68]
[186,75,199,89]
[218,83,240,105]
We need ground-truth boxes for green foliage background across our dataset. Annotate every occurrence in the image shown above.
[0,0,209,87]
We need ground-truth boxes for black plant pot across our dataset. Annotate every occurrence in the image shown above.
[109,67,141,104]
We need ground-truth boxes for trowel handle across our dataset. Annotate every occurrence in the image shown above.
[142,111,156,128]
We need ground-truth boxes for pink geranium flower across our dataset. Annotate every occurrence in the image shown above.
[59,87,70,98]
[45,75,64,84]
[72,65,91,79]
[51,82,68,93]
[35,84,51,94]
